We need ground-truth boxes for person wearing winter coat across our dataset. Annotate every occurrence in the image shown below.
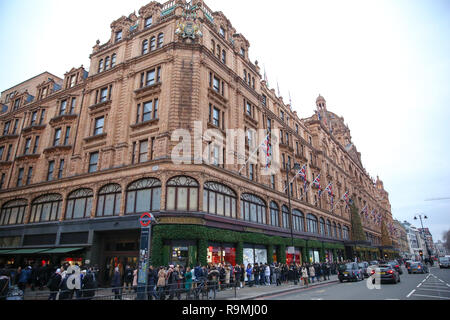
[156,267,167,300]
[81,268,97,300]
[0,270,10,301]
[239,264,246,288]
[264,264,271,286]
[132,268,138,292]
[18,266,31,292]
[47,268,62,300]
[233,265,241,289]
[274,264,281,286]
[301,264,309,287]
[147,266,158,301]
[111,267,122,300]
[59,272,74,300]
[184,267,193,299]
[309,265,316,283]
[123,265,134,293]
[314,263,321,283]
[224,265,231,288]
[246,264,253,287]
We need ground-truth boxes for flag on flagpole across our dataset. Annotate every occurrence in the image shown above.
[324,183,334,205]
[312,174,322,197]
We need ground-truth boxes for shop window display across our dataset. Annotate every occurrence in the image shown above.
[207,246,236,266]
[286,248,302,265]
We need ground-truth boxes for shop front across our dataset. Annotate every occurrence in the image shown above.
[308,249,320,263]
[286,247,302,265]
[207,242,236,266]
[243,245,268,268]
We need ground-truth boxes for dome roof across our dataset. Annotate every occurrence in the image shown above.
[316,95,326,103]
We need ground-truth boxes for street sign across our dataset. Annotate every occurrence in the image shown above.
[137,212,155,300]
[140,212,155,228]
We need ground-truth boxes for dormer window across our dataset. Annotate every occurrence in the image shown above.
[13,98,20,110]
[69,75,77,88]
[115,30,123,42]
[219,27,225,38]
[145,16,153,29]
[41,87,48,99]
[240,48,245,57]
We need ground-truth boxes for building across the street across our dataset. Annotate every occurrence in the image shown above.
[0,0,399,285]
[434,240,449,257]
[418,228,436,257]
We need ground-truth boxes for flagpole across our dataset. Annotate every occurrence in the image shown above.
[238,132,271,175]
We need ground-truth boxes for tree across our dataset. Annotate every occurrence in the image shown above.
[350,203,365,241]
[381,220,392,247]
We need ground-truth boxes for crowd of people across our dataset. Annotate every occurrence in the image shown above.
[0,260,347,300]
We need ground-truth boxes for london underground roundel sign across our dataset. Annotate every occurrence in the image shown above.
[140,212,153,227]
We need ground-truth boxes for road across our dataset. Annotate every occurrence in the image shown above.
[257,266,450,300]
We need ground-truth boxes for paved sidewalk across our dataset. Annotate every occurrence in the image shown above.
[217,275,339,300]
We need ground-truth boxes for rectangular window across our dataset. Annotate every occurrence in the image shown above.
[280,110,284,121]
[146,69,155,86]
[70,75,76,88]
[12,119,19,134]
[139,140,148,163]
[145,16,153,28]
[249,164,254,181]
[64,127,71,145]
[100,88,108,103]
[31,111,38,126]
[143,101,152,122]
[53,128,62,146]
[70,98,76,114]
[246,101,252,116]
[219,27,225,38]
[0,146,4,160]
[47,161,55,181]
[33,136,39,154]
[17,168,24,187]
[271,175,275,189]
[14,99,20,110]
[262,95,267,107]
[39,109,46,124]
[59,100,67,115]
[26,167,33,185]
[3,121,10,136]
[213,76,220,92]
[94,117,104,136]
[156,67,161,83]
[24,138,31,155]
[115,30,122,42]
[58,159,64,179]
[154,99,158,119]
[213,107,220,127]
[89,152,99,173]
[0,173,5,189]
[6,145,12,161]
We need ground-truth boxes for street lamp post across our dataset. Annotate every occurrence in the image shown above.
[285,159,301,267]
[414,214,432,263]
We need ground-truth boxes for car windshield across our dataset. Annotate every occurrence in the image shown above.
[358,263,365,267]
[440,258,449,263]
[411,263,420,266]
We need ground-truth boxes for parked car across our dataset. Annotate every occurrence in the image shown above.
[439,257,450,269]
[338,262,364,283]
[371,264,400,284]
[358,262,370,278]
[409,262,429,274]
[387,260,403,275]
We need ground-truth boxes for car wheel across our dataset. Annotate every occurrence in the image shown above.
[339,279,343,283]
[398,277,401,283]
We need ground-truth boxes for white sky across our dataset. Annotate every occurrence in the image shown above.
[0,0,449,241]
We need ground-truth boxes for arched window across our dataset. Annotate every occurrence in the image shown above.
[203,182,236,218]
[98,59,103,73]
[150,36,156,51]
[343,226,349,240]
[319,218,326,235]
[30,194,62,223]
[270,201,280,227]
[97,184,122,217]
[157,33,164,48]
[333,222,337,238]
[326,219,332,237]
[307,214,318,234]
[1,199,27,226]
[126,178,161,214]
[142,39,149,55]
[66,189,93,220]
[105,56,110,70]
[338,224,342,239]
[292,209,304,232]
[111,54,117,68]
[282,205,290,229]
[166,176,198,212]
[241,193,266,224]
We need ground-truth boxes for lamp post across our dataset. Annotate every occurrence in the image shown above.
[285,158,301,266]
[414,214,431,263]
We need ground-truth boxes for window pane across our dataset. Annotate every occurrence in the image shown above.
[203,190,208,212]
[189,188,198,211]
[250,203,257,222]
[41,203,51,222]
[115,194,122,215]
[166,187,176,210]
[152,188,161,211]
[209,192,216,214]
[73,199,86,219]
[126,192,136,214]
[85,197,93,218]
[244,202,249,221]
[177,188,188,211]
[136,189,151,213]
[97,195,105,216]
[104,194,115,216]
[217,194,224,216]
[9,208,18,225]
[225,196,230,217]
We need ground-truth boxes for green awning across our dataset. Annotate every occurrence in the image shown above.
[8,249,50,254]
[40,247,84,254]
[0,249,15,255]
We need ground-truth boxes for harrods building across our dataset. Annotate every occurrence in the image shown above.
[0,0,397,285]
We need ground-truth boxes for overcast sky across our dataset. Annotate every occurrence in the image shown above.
[0,0,449,242]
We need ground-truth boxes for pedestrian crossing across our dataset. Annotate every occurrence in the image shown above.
[407,272,450,300]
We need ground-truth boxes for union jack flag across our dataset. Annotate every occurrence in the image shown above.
[325,183,334,205]
[312,174,322,197]
[264,134,271,169]
[341,191,350,209]
[298,164,308,190]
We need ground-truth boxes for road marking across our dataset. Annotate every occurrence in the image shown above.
[411,294,450,300]
[417,283,422,288]
[416,288,450,293]
[406,289,416,298]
